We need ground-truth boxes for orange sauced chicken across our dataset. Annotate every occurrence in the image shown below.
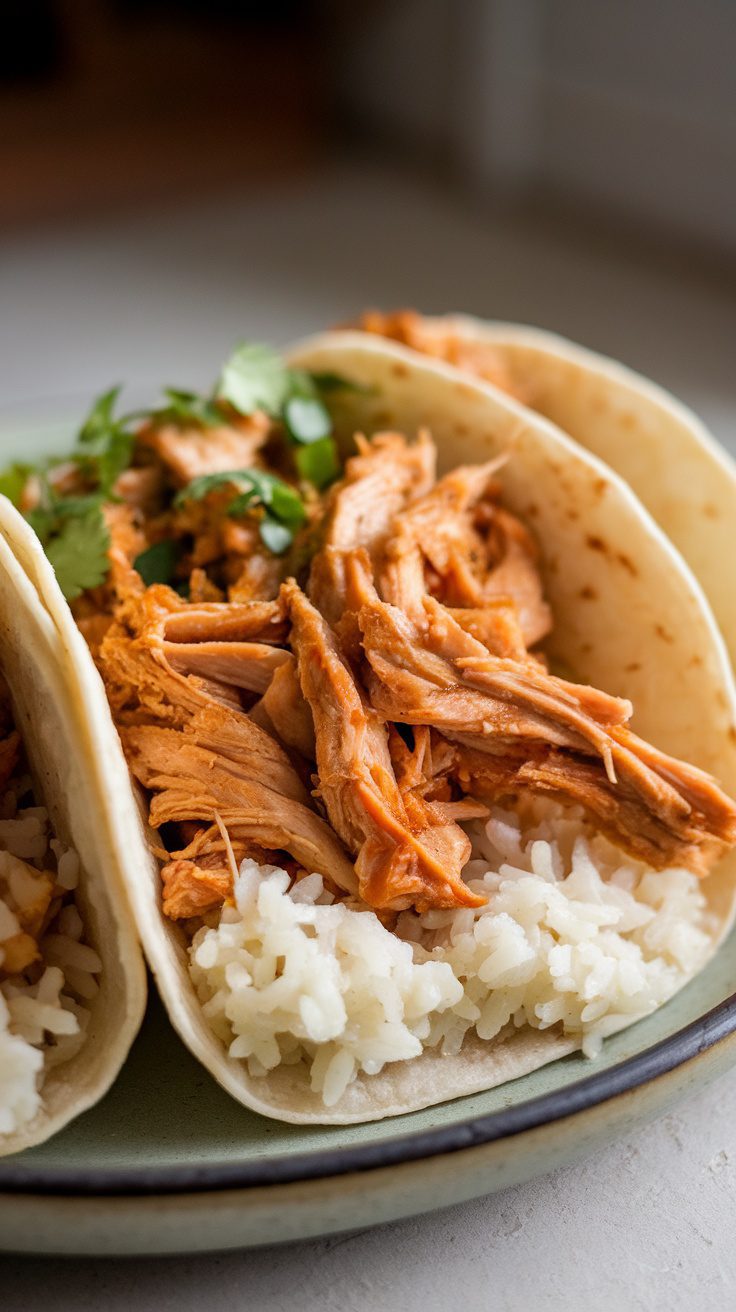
[6,343,736,925]
[285,580,484,911]
[354,309,531,404]
[98,585,356,917]
[95,426,736,913]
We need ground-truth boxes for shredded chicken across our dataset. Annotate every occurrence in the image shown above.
[285,580,483,910]
[136,412,270,486]
[99,587,356,917]
[161,598,287,645]
[258,659,316,759]
[346,553,736,875]
[65,407,734,919]
[308,430,435,622]
[378,458,551,650]
[99,585,289,722]
[354,308,530,404]
[389,726,488,826]
[124,710,357,916]
[355,309,529,402]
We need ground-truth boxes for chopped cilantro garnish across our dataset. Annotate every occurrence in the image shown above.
[215,344,361,488]
[283,394,332,446]
[308,371,371,395]
[133,539,181,587]
[150,388,226,429]
[219,343,292,416]
[258,516,295,555]
[295,436,340,487]
[44,508,111,601]
[0,462,35,507]
[0,339,361,597]
[77,385,122,446]
[76,387,136,497]
[175,468,306,554]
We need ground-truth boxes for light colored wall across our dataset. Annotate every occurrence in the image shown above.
[335,0,736,253]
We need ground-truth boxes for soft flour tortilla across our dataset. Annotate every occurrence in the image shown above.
[0,506,146,1156]
[381,315,736,669]
[10,339,736,1125]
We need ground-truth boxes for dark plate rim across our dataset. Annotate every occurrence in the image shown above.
[2,990,736,1197]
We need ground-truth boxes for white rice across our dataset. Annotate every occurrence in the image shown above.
[189,801,714,1107]
[0,789,101,1138]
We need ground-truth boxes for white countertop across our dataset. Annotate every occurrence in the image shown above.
[1,161,735,1310]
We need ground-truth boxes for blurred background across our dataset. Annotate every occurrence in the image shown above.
[1,0,734,445]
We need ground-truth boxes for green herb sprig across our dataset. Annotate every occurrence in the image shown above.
[0,342,362,598]
[217,344,363,489]
[174,468,306,555]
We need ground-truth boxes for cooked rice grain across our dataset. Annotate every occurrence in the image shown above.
[0,794,99,1138]
[189,803,713,1107]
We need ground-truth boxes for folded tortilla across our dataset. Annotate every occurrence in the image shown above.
[10,336,736,1125]
[355,313,736,669]
[0,507,146,1156]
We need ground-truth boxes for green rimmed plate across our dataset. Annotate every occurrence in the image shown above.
[1,404,735,1256]
[1,950,736,1256]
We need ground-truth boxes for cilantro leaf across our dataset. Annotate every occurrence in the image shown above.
[6,343,362,601]
[152,388,226,428]
[173,470,244,508]
[295,436,340,489]
[73,385,136,496]
[25,505,57,545]
[96,429,135,493]
[77,386,122,446]
[309,371,371,395]
[283,394,332,445]
[175,468,305,522]
[45,507,111,601]
[210,345,361,489]
[264,478,308,525]
[50,493,105,519]
[133,539,180,587]
[174,467,305,556]
[259,515,293,555]
[0,463,34,507]
[219,344,291,417]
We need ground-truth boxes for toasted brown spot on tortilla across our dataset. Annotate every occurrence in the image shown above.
[391,362,409,378]
[617,553,638,576]
[586,535,607,554]
[625,662,642,673]
[565,509,580,522]
[729,726,736,746]
[579,642,592,654]
[526,503,539,517]
[593,478,608,497]
[455,423,469,437]
[579,585,597,601]
[690,655,704,668]
[621,413,636,431]
[703,503,720,520]
[654,624,674,644]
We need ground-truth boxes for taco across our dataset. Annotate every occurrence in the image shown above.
[0,506,145,1155]
[5,331,736,1125]
[355,310,736,669]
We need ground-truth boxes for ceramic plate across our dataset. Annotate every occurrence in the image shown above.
[1,408,735,1257]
